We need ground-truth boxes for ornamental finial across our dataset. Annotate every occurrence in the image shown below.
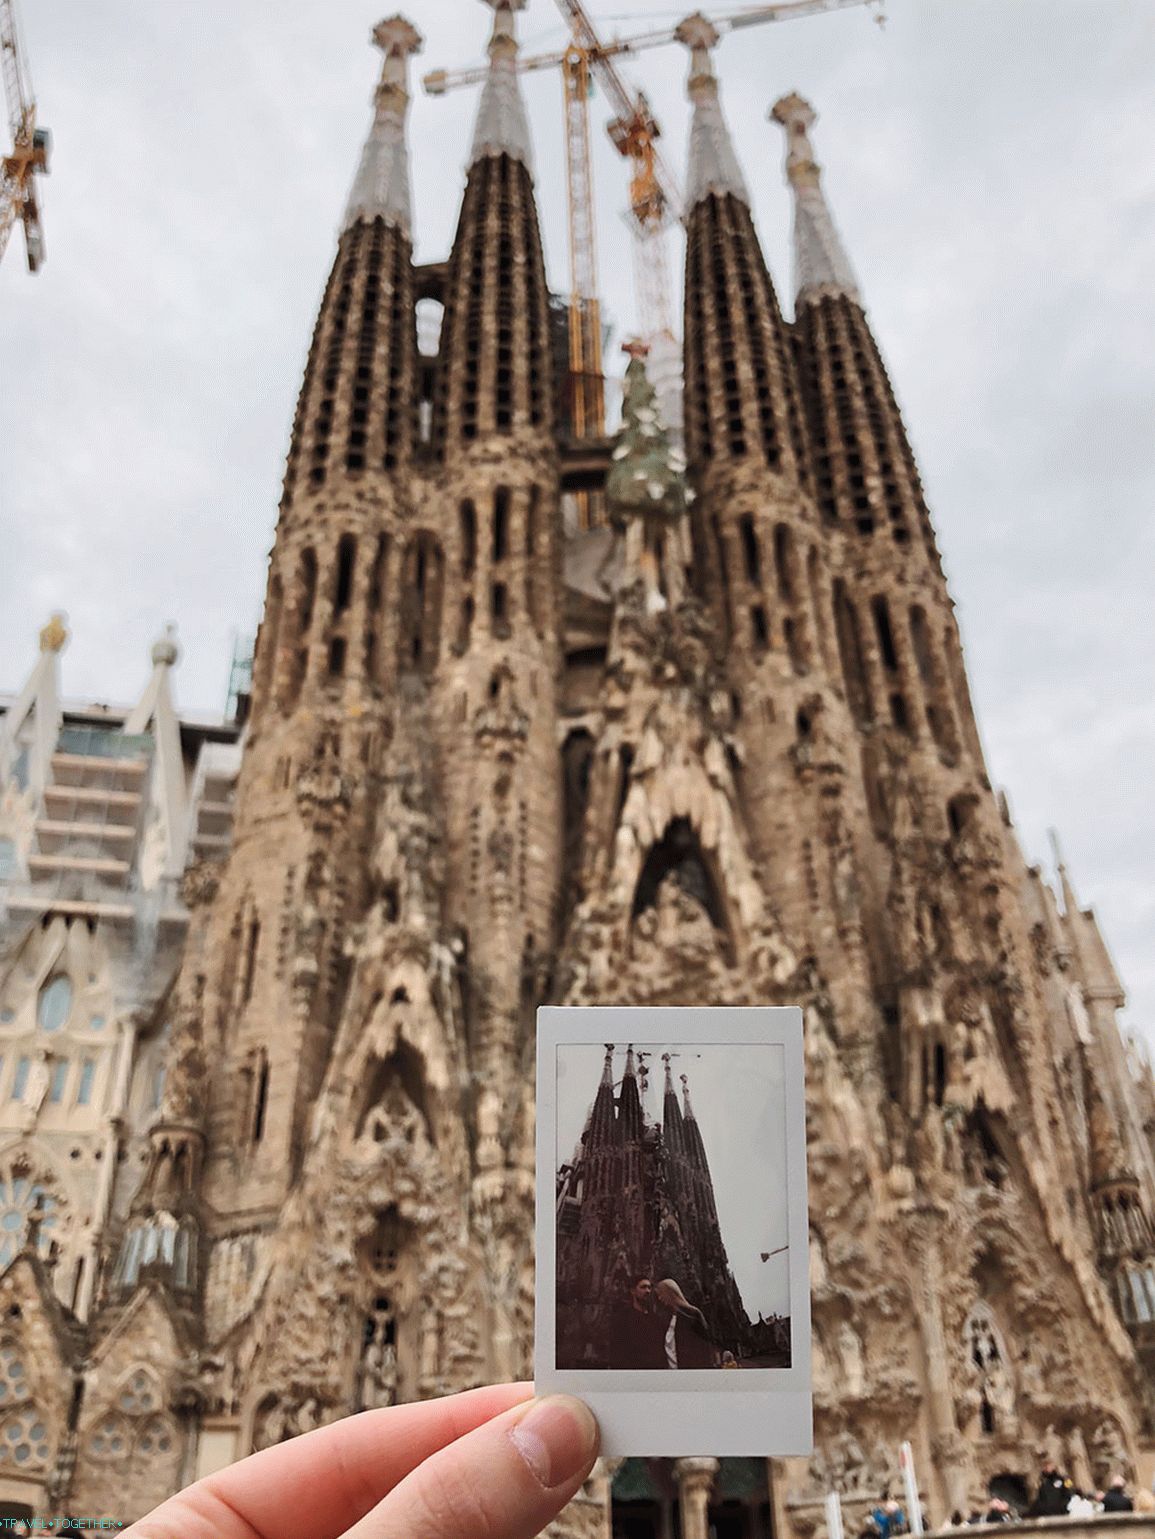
[470,0,533,173]
[677,12,749,210]
[151,622,180,669]
[343,15,423,234]
[770,92,859,306]
[39,613,68,654]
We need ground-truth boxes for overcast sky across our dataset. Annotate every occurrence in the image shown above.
[558,1042,790,1318]
[0,1,1151,1045]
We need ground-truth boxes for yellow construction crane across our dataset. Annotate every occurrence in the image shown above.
[0,0,49,273]
[426,1,881,440]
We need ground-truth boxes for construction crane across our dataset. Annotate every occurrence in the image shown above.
[0,0,49,273]
[426,0,880,443]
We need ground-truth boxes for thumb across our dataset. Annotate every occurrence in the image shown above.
[345,1394,599,1539]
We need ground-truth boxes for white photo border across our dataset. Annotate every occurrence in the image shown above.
[535,1004,812,1458]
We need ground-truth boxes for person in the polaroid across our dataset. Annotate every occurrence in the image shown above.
[608,1275,716,1370]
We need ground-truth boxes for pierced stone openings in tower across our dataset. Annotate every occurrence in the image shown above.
[283,548,318,711]
[710,515,732,645]
[491,486,512,639]
[460,499,477,576]
[833,580,872,726]
[334,535,356,614]
[436,155,550,452]
[364,533,389,687]
[311,225,363,488]
[240,915,260,1008]
[347,223,382,473]
[493,487,510,563]
[398,535,443,676]
[494,160,516,432]
[327,534,357,681]
[871,596,911,734]
[526,485,543,635]
[684,216,713,463]
[739,516,761,586]
[909,605,960,760]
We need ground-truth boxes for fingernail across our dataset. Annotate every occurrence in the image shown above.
[510,1395,599,1489]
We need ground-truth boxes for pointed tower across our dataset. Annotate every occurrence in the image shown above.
[432,0,562,1104]
[679,16,819,682]
[185,20,427,1226]
[256,16,423,727]
[772,94,983,770]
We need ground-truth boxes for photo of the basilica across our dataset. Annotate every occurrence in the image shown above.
[0,0,1153,1533]
[555,1042,790,1371]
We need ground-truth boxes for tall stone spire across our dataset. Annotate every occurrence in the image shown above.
[773,91,951,587]
[676,13,749,210]
[770,93,859,306]
[432,0,552,453]
[343,17,423,235]
[278,16,421,511]
[678,14,815,679]
[469,0,534,174]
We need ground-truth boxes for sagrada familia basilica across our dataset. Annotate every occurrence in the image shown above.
[0,1,1153,1532]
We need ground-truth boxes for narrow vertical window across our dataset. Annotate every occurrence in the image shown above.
[11,1058,29,1101]
[460,500,477,576]
[334,534,356,614]
[738,515,761,586]
[252,1055,269,1145]
[241,917,260,1005]
[297,549,318,635]
[493,487,510,563]
[833,581,873,726]
[77,1059,96,1106]
[48,1060,68,1104]
[492,582,509,636]
[711,516,732,637]
[751,604,770,653]
[872,596,899,672]
[774,524,796,602]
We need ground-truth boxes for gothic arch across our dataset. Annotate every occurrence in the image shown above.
[631,816,731,946]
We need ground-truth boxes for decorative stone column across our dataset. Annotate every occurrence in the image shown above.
[676,1456,720,1539]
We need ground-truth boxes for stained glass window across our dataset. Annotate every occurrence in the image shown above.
[77,1060,95,1107]
[37,977,72,1034]
[10,1060,28,1101]
[0,1411,50,1468]
[0,1179,58,1269]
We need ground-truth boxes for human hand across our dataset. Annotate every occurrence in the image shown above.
[123,1382,599,1539]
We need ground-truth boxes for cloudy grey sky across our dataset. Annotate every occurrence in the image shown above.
[557,1042,790,1318]
[0,2,1151,1043]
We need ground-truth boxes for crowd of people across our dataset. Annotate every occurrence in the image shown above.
[857,1457,1149,1539]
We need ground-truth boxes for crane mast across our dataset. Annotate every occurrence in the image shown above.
[563,43,604,441]
[0,0,49,273]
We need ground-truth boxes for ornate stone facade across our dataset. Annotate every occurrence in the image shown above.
[1,3,1154,1533]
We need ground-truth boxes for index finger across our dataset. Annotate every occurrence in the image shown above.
[124,1382,533,1539]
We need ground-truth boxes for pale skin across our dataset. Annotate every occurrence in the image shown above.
[123,1384,599,1539]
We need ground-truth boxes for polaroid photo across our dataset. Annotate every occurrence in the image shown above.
[535,1004,812,1458]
